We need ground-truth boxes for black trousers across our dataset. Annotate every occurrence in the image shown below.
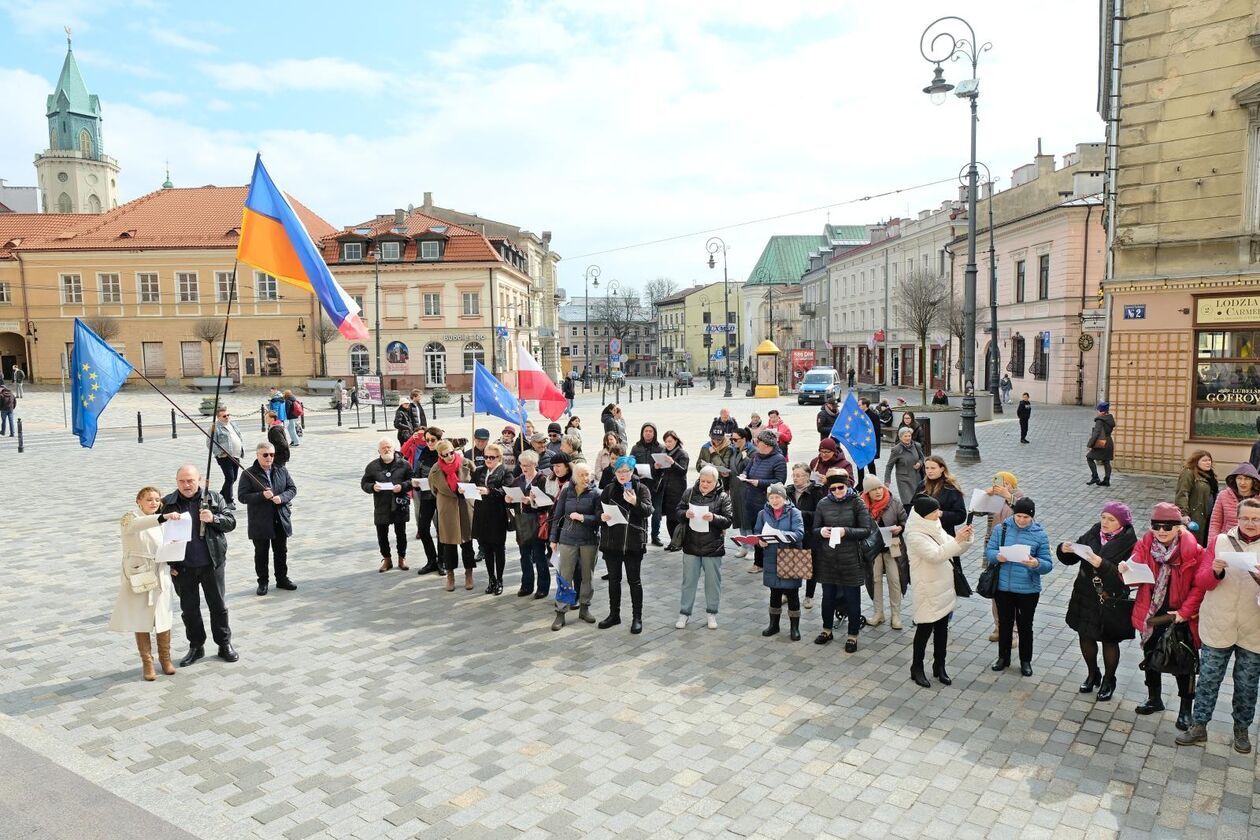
[912,617,948,670]
[605,551,644,618]
[995,590,1040,662]
[483,539,506,584]
[252,535,288,585]
[174,563,230,648]
[216,456,239,504]
[376,520,407,560]
[769,588,800,613]
[1087,455,1112,482]
[822,584,862,635]
[414,498,438,564]
[1018,418,1029,441]
[1145,668,1195,699]
[440,542,477,572]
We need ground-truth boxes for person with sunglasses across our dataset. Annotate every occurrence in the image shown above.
[472,443,511,595]
[812,472,874,652]
[207,405,245,510]
[238,441,298,596]
[1119,503,1207,731]
[402,426,441,574]
[432,439,475,592]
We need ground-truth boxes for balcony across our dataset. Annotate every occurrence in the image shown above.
[800,303,817,316]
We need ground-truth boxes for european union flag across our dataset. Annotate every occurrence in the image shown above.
[829,391,877,469]
[71,318,133,448]
[472,360,526,428]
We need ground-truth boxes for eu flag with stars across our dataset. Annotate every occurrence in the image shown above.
[829,391,877,468]
[472,360,526,428]
[71,318,133,448]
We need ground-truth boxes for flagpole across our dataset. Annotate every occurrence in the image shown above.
[201,262,239,533]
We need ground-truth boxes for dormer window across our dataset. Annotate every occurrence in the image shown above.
[343,242,363,262]
[420,241,441,260]
[380,241,401,261]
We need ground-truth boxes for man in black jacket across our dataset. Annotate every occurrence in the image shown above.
[162,464,238,666]
[816,399,839,442]
[239,441,298,596]
[1017,393,1032,443]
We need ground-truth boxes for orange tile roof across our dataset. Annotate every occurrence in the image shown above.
[0,186,335,255]
[322,209,504,264]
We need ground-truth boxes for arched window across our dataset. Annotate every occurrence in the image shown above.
[1009,335,1026,378]
[87,194,101,213]
[349,343,369,374]
[79,129,92,157]
[57,192,72,213]
[424,342,447,387]
[463,341,484,373]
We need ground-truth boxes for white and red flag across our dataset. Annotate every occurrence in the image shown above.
[517,344,567,421]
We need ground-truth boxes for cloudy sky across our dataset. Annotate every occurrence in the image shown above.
[0,0,1105,298]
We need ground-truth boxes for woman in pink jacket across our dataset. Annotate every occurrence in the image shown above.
[1207,463,1259,546]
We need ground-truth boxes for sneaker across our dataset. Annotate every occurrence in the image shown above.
[706,615,717,630]
[802,597,813,610]
[747,565,760,574]
[675,615,688,629]
[734,546,749,559]
[1175,724,1207,746]
[1233,727,1252,754]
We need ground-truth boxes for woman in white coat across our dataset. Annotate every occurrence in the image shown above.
[904,495,974,688]
[108,486,178,680]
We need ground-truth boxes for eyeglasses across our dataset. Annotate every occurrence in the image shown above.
[441,452,454,459]
[219,413,230,418]
[259,453,275,458]
[485,456,500,461]
[1149,522,1178,531]
[1239,516,1260,524]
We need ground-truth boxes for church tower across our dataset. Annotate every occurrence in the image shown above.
[33,33,120,214]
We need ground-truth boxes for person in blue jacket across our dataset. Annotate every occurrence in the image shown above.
[756,484,807,641]
[985,497,1053,676]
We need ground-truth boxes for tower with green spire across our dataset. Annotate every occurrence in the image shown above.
[34,31,120,213]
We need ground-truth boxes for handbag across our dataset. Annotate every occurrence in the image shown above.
[976,522,1006,599]
[775,547,813,581]
[554,572,577,606]
[1144,622,1199,676]
[858,526,885,565]
[952,557,972,598]
[125,556,159,595]
[1092,574,1135,640]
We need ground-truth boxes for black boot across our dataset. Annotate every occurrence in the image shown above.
[1079,669,1102,693]
[788,611,801,642]
[933,662,952,686]
[1135,685,1165,715]
[629,580,644,634]
[1175,695,1194,731]
[910,665,931,688]
[1096,676,1116,702]
[1098,464,1112,487]
[762,609,781,637]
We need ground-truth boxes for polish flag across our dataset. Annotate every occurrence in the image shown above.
[517,344,567,421]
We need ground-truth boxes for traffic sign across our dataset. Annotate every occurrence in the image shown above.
[1042,331,1051,351]
[609,338,622,355]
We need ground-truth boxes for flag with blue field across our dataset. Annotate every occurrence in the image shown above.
[71,318,133,448]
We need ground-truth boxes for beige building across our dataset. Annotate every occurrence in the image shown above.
[655,282,744,378]
[1100,0,1260,473]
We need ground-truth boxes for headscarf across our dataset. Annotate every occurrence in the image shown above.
[438,449,464,493]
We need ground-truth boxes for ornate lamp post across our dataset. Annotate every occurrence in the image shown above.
[921,15,991,462]
[706,236,734,398]
[970,161,1003,415]
[584,264,600,386]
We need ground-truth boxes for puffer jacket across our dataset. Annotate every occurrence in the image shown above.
[598,478,652,554]
[742,449,787,522]
[1127,528,1206,647]
[787,482,824,550]
[1181,530,1260,653]
[677,482,734,557]
[1175,466,1216,547]
[811,489,873,587]
[756,502,805,589]
[1087,412,1116,461]
[905,510,972,624]
[984,516,1053,594]
[1208,463,1260,545]
[551,483,601,546]
[360,456,414,525]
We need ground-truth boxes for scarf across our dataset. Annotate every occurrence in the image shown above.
[863,490,890,520]
[1202,470,1219,499]
[1141,536,1179,644]
[1099,528,1117,546]
[438,451,463,493]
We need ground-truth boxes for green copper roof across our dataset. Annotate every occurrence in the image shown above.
[745,235,827,285]
[46,43,99,118]
[825,224,869,245]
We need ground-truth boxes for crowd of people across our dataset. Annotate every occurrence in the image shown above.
[108,391,1260,754]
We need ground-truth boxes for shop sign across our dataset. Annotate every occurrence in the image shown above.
[1196,295,1260,325]
[1205,389,1260,405]
[442,333,487,341]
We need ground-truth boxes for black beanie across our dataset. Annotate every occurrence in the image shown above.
[1012,497,1036,517]
[912,495,941,517]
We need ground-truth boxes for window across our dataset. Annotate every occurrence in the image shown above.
[57,193,72,213]
[570,326,578,336]
[177,272,199,303]
[1193,323,1260,439]
[702,310,711,324]
[61,273,82,304]
[98,273,120,304]
[1037,254,1050,300]
[343,242,363,262]
[380,241,401,261]
[349,343,370,374]
[352,294,364,312]
[180,341,204,377]
[1031,332,1049,381]
[0,282,9,303]
[1015,260,1026,303]
[79,129,92,156]
[463,341,485,372]
[255,272,278,301]
[214,271,236,302]
[424,341,447,386]
[572,344,579,356]
[420,241,441,260]
[138,273,160,303]
[462,292,480,316]
[1009,335,1026,377]
[423,293,441,316]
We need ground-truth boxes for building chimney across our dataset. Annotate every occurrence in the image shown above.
[541,230,552,245]
[394,209,405,225]
[423,192,433,211]
[1034,138,1055,178]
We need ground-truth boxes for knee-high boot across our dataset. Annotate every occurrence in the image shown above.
[155,630,176,675]
[135,633,156,681]
[788,610,801,641]
[599,585,622,629]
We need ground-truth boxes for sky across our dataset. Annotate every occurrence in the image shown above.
[0,0,1106,299]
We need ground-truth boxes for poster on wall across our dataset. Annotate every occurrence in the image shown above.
[756,354,776,386]
[386,340,409,374]
[356,374,383,406]
[788,349,816,390]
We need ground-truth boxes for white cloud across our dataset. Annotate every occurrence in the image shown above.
[150,27,217,54]
[200,57,390,92]
[205,98,232,112]
[137,90,188,108]
[72,46,157,78]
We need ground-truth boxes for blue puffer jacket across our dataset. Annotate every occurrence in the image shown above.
[984,516,1053,594]
[755,502,806,590]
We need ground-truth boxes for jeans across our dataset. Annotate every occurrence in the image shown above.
[565,397,574,415]
[822,584,862,635]
[252,535,288,585]
[216,456,240,504]
[1193,644,1260,728]
[0,410,12,436]
[680,554,722,615]
[912,616,949,670]
[995,590,1040,662]
[604,551,644,618]
[413,497,438,564]
[284,418,299,445]
[375,520,407,560]
[172,563,230,648]
[557,543,598,608]
[519,541,549,595]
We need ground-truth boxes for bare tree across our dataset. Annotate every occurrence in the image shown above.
[643,277,680,304]
[591,292,646,345]
[82,316,121,342]
[948,297,967,392]
[311,316,341,377]
[192,318,225,377]
[898,271,948,405]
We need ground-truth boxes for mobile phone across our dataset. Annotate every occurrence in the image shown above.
[965,512,977,526]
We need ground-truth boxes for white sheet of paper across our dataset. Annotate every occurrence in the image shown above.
[1001,544,1031,563]
[1069,543,1095,561]
[602,503,627,526]
[688,503,710,532]
[545,480,559,498]
[810,471,827,485]
[828,527,844,547]
[458,482,480,501]
[760,524,788,540]
[418,477,430,491]
[155,540,186,565]
[1220,552,1260,574]
[1121,562,1155,585]
[879,526,895,545]
[652,453,672,467]
[504,486,527,503]
[969,489,1006,514]
[531,488,553,507]
[374,481,394,492]
[161,516,192,545]
[635,464,653,478]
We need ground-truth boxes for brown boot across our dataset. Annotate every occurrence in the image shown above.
[155,631,176,675]
[446,571,456,592]
[464,570,475,590]
[379,557,393,573]
[135,633,156,681]
[397,558,410,571]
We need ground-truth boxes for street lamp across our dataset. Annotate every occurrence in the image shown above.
[584,264,600,387]
[920,15,991,462]
[706,236,734,398]
[970,161,1003,415]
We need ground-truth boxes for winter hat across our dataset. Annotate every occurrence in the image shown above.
[1096,401,1110,412]
[549,452,572,466]
[825,473,849,489]
[1102,501,1132,528]
[1012,497,1036,517]
[501,426,517,437]
[817,438,838,452]
[862,474,884,493]
[1150,502,1182,524]
[993,471,1018,488]
[757,429,779,446]
[474,428,490,440]
[766,482,788,499]
[912,496,941,517]
[547,422,563,435]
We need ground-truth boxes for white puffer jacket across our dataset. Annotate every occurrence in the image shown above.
[905,510,972,624]
[1198,532,1260,653]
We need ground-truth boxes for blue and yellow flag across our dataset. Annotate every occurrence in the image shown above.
[71,318,133,448]
[472,360,526,428]
[829,391,877,468]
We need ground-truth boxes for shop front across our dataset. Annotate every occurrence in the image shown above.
[1193,294,1260,443]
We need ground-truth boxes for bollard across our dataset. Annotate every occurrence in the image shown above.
[171,408,178,438]
[627,384,632,404]
[372,404,377,425]
[336,403,342,427]
[460,394,465,418]
[431,395,438,419]
[650,384,655,400]
[640,385,644,403]
[16,418,23,453]
[260,405,265,432]
[137,411,144,443]
[301,413,306,431]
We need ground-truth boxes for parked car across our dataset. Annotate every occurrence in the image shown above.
[674,370,694,387]
[607,370,626,386]
[797,367,843,405]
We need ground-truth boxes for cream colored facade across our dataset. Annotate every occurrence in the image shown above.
[1100,0,1260,473]
[655,282,744,377]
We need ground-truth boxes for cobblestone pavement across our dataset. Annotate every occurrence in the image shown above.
[1,384,1257,839]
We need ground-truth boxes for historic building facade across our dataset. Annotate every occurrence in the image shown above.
[655,282,744,379]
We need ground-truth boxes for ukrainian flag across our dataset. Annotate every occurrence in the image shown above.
[237,155,368,341]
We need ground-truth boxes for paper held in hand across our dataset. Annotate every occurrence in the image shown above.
[635,464,653,478]
[601,503,627,526]
[457,482,480,502]
[1001,544,1032,563]
[503,485,527,503]
[530,488,553,507]
[828,527,844,548]
[1121,562,1155,585]
[162,516,192,545]
[1068,543,1094,561]
[374,481,395,492]
[651,453,672,467]
[879,526,895,546]
[1219,551,1260,575]
[688,503,710,532]
[969,489,1007,515]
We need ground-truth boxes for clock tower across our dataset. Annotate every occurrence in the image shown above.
[33,33,120,214]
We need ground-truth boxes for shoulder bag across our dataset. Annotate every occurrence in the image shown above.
[976,523,1004,599]
[1092,572,1134,640]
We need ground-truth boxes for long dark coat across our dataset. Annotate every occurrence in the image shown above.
[360,456,413,525]
[238,460,297,540]
[1057,522,1137,642]
[811,491,873,586]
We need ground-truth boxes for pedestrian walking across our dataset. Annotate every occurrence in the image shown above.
[11,364,24,398]
[631,423,666,546]
[1000,373,1012,404]
[207,405,245,510]
[284,390,303,445]
[473,443,511,595]
[985,498,1053,676]
[883,427,925,506]
[361,438,413,572]
[812,473,874,652]
[1057,501,1138,702]
[1016,393,1031,443]
[1208,463,1260,545]
[266,411,290,468]
[432,439,475,591]
[847,367,856,388]
[675,465,733,629]
[334,378,346,408]
[562,373,576,416]
[267,387,287,429]
[740,430,788,572]
[598,456,652,633]
[512,450,551,598]
[238,441,297,596]
[0,384,15,437]
[757,483,806,641]
[110,486,178,681]
[788,464,824,611]
[1086,402,1116,486]
[1175,450,1217,546]
[162,464,238,667]
[550,462,602,630]
[658,431,690,548]
[905,496,975,688]
[1120,502,1206,730]
[861,475,907,629]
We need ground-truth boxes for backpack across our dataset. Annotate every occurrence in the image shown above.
[0,389,13,411]
[291,399,304,417]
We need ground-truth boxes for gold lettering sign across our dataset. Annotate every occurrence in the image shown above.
[1197,295,1260,324]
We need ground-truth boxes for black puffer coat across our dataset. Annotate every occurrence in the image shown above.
[360,456,413,525]
[1058,522,1137,642]
[551,483,601,546]
[676,482,733,557]
[598,478,652,555]
[811,489,873,586]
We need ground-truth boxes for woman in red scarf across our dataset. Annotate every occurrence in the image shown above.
[861,475,907,629]
[432,440,475,591]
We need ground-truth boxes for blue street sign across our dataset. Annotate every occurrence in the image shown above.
[1042,331,1051,351]
[1123,304,1146,320]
